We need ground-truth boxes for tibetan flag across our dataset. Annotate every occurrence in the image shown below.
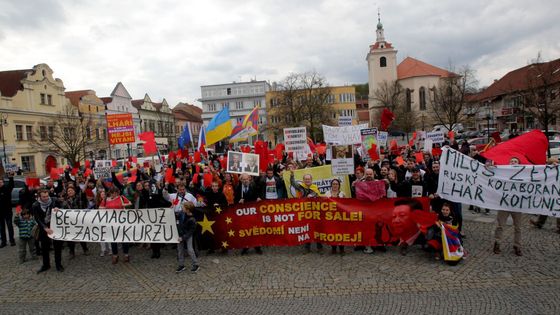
[230,122,249,143]
[205,107,232,146]
[242,107,259,136]
[441,223,464,262]
[198,125,206,150]
[178,122,193,149]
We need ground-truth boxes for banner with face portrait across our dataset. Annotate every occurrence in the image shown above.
[330,145,354,175]
[227,151,260,177]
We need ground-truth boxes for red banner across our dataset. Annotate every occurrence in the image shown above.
[106,113,135,145]
[212,197,431,249]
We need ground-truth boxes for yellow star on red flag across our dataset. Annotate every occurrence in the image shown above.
[197,214,215,235]
[228,230,235,237]
[215,206,223,214]
[221,241,229,248]
[225,217,232,224]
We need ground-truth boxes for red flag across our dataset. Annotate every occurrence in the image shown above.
[71,168,79,176]
[481,130,547,165]
[203,173,213,188]
[143,161,150,168]
[176,149,182,159]
[131,157,138,164]
[412,132,417,141]
[111,160,117,167]
[199,144,207,156]
[16,205,22,214]
[195,164,200,174]
[84,168,93,178]
[408,139,414,147]
[275,144,285,161]
[390,139,398,150]
[241,145,251,153]
[491,131,502,144]
[219,156,227,169]
[414,152,424,163]
[176,160,182,169]
[380,108,395,131]
[432,147,442,157]
[50,168,63,180]
[128,175,137,184]
[139,131,158,155]
[368,144,380,161]
[194,151,201,163]
[448,131,455,141]
[316,144,327,155]
[307,137,316,153]
[168,151,176,161]
[164,168,175,184]
[254,140,269,172]
[395,156,405,166]
[85,160,91,169]
[25,177,40,188]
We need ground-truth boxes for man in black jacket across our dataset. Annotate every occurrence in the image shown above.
[234,174,262,255]
[32,189,64,273]
[0,172,15,247]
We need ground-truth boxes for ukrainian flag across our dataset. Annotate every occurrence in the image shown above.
[205,107,233,146]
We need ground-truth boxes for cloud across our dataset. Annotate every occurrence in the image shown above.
[0,0,558,107]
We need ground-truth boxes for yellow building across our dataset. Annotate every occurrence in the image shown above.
[0,64,70,176]
[265,85,357,145]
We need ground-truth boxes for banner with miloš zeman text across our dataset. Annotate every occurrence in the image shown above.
[282,165,351,198]
[49,208,180,243]
[212,197,430,249]
[437,147,560,217]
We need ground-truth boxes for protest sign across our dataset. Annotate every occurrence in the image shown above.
[377,131,388,148]
[355,180,386,202]
[282,165,351,198]
[94,160,113,179]
[426,131,445,144]
[213,197,431,249]
[106,113,135,145]
[424,138,433,152]
[437,147,560,216]
[283,127,308,160]
[411,185,424,197]
[338,116,353,126]
[330,145,354,175]
[322,124,368,145]
[50,208,179,243]
[360,128,378,161]
[226,151,260,177]
[3,163,18,173]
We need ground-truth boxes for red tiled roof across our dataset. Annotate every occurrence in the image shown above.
[65,90,90,107]
[397,57,454,80]
[131,99,144,109]
[369,42,393,52]
[100,97,112,104]
[172,104,203,123]
[472,58,560,102]
[0,69,32,98]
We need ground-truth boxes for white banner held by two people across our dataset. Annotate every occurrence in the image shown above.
[322,124,368,145]
[49,208,180,243]
[437,147,560,216]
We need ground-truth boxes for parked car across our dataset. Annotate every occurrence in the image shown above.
[431,123,464,134]
[5,177,48,206]
[461,130,481,139]
[468,137,490,152]
[549,140,560,157]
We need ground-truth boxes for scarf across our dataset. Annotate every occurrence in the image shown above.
[39,197,53,212]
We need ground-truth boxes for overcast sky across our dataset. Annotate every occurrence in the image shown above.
[1,0,558,107]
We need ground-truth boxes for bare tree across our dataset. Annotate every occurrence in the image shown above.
[31,104,104,166]
[429,65,479,132]
[372,80,405,112]
[267,71,335,141]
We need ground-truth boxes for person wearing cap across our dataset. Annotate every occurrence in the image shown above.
[404,158,425,181]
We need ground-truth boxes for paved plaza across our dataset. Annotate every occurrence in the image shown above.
[0,210,559,314]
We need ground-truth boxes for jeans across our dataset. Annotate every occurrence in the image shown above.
[111,243,129,255]
[0,209,15,245]
[177,236,197,267]
[40,231,63,268]
[18,237,35,263]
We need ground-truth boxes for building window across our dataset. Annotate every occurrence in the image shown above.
[222,102,229,110]
[419,87,426,111]
[327,95,335,104]
[26,126,33,140]
[380,56,387,67]
[235,101,244,110]
[227,88,231,95]
[48,126,54,138]
[86,127,91,140]
[254,100,261,107]
[208,104,216,111]
[21,155,35,173]
[40,93,46,104]
[406,89,412,112]
[47,95,53,105]
[40,126,47,140]
[16,125,23,141]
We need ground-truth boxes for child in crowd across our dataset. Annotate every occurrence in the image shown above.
[438,202,455,225]
[176,202,199,273]
[13,209,36,264]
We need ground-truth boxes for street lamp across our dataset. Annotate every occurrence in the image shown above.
[486,114,491,143]
[0,113,8,165]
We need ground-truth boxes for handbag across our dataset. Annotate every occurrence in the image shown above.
[31,225,40,240]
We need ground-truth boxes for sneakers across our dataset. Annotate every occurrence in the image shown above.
[100,251,105,257]
[493,242,501,254]
[513,246,523,257]
[363,248,374,254]
[191,265,200,273]
[176,265,186,273]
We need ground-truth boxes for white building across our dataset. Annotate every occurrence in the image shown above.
[200,80,270,139]
[101,82,142,159]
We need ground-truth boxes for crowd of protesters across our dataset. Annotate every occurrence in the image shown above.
[1,137,558,274]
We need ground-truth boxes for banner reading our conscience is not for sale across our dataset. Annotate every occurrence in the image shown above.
[437,147,560,216]
[50,208,179,243]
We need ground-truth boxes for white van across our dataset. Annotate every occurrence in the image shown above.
[431,123,464,133]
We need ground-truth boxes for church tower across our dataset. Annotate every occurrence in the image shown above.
[367,12,398,125]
